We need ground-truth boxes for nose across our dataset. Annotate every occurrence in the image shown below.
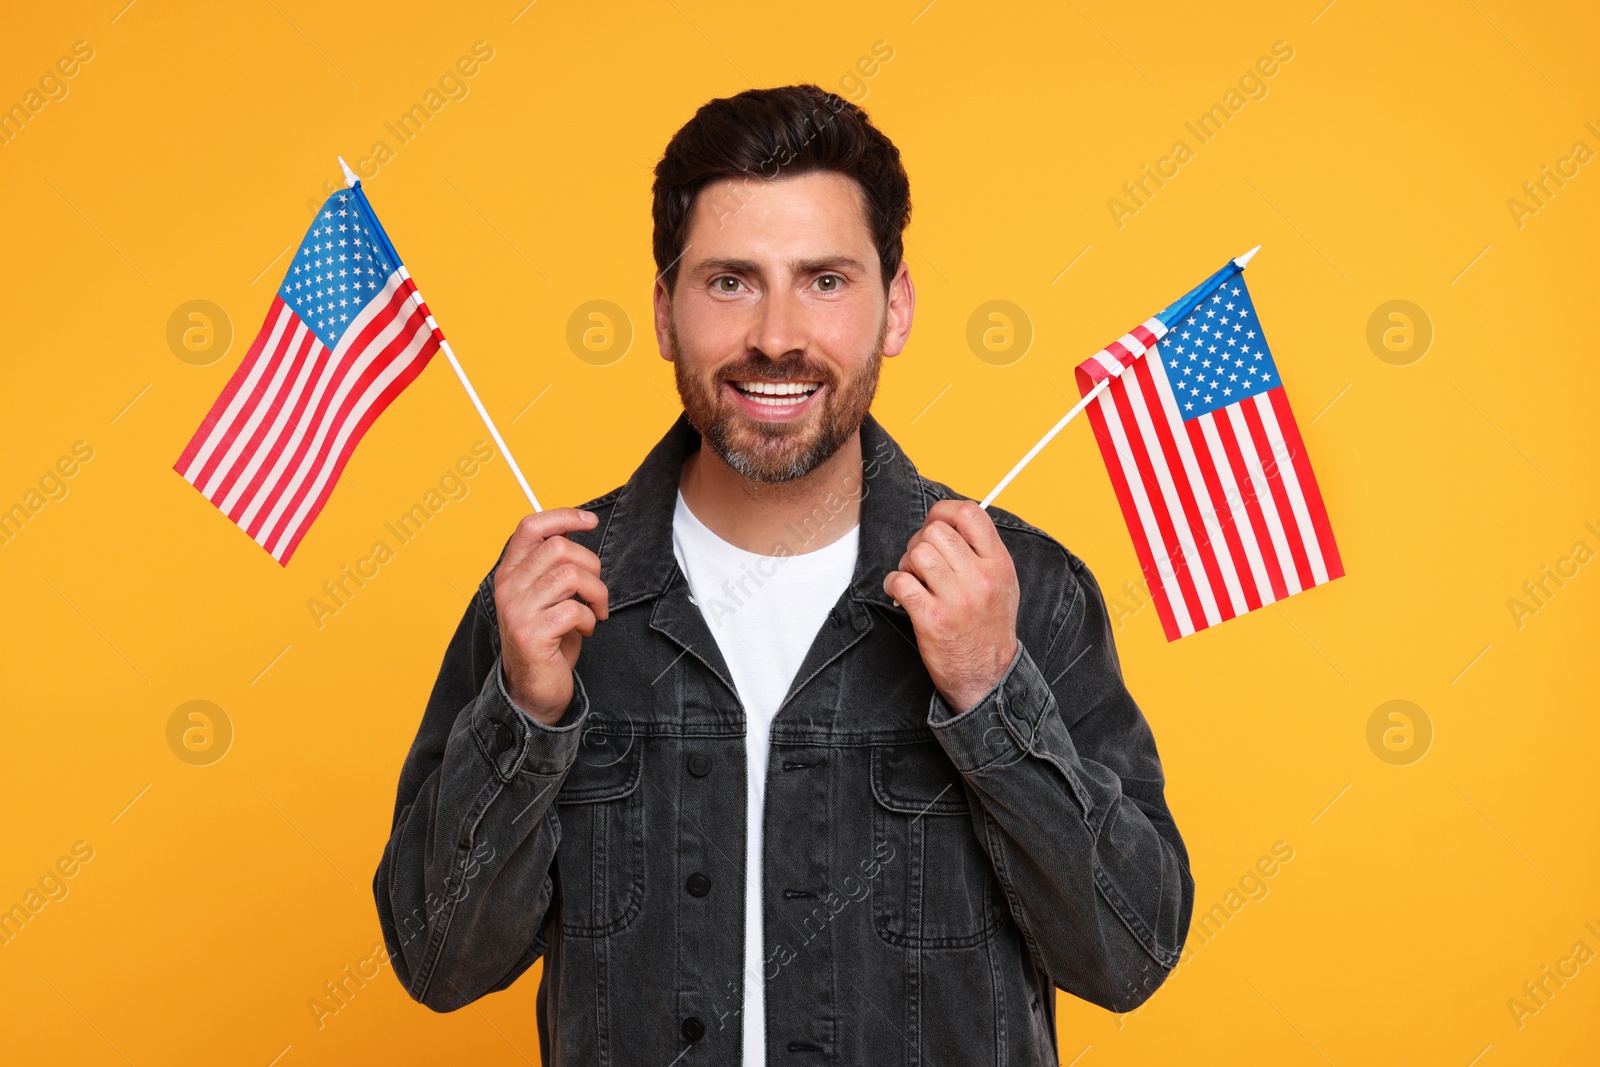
[747,284,807,363]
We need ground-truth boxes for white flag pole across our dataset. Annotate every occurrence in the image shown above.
[340,158,542,513]
[978,246,1260,512]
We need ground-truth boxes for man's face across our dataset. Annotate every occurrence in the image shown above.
[655,170,914,483]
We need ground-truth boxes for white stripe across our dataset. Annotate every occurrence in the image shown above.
[197,320,310,500]
[235,273,408,532]
[264,318,434,558]
[1097,390,1195,637]
[1252,393,1329,585]
[216,327,327,516]
[1224,402,1302,596]
[1196,412,1276,607]
[1121,360,1221,628]
[1142,317,1167,339]
[1091,351,1125,379]
[180,303,294,482]
[1116,332,1147,356]
[1145,353,1248,619]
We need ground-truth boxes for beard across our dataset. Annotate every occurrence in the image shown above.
[671,312,886,484]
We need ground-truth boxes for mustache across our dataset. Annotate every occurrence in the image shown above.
[717,358,836,385]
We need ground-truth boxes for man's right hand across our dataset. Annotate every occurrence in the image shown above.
[493,508,609,726]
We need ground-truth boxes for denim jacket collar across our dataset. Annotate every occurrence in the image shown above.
[594,410,926,617]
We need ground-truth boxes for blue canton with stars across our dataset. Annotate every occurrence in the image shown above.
[278,190,398,350]
[1160,277,1280,421]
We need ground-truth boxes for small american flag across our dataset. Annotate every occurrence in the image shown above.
[1076,255,1343,640]
[174,186,441,565]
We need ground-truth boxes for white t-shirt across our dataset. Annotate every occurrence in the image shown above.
[670,489,859,1066]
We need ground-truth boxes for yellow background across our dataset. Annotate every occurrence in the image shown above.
[2,0,1596,1063]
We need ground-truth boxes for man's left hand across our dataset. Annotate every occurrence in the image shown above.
[883,499,1020,715]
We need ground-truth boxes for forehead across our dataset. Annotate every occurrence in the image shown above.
[683,170,875,262]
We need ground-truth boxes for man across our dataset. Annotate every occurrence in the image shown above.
[374,83,1193,1065]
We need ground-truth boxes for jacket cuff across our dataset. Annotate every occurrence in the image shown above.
[470,656,590,782]
[926,641,1092,817]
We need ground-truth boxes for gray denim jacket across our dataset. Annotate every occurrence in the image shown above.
[373,411,1194,1065]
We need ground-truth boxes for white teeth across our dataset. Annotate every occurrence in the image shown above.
[733,380,821,396]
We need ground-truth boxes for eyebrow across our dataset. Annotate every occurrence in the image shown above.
[690,255,870,277]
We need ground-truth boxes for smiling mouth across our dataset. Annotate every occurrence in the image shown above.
[728,379,823,408]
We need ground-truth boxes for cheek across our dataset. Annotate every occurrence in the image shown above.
[675,299,750,362]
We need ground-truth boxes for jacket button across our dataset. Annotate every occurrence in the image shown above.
[685,872,711,897]
[492,721,514,754]
[686,753,712,777]
[681,1016,705,1042]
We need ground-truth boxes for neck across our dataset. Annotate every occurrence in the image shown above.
[678,429,864,556]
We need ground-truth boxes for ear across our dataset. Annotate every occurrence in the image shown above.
[653,275,675,361]
[882,260,915,358]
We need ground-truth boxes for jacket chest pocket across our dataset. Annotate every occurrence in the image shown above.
[869,741,1004,949]
[551,728,645,938]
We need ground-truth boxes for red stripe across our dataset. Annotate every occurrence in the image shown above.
[273,332,438,565]
[1104,340,1131,368]
[188,306,299,490]
[205,324,317,508]
[1085,400,1183,642]
[259,305,437,556]
[1129,355,1232,624]
[223,332,333,524]
[1211,409,1290,603]
[1131,324,1158,349]
[175,298,288,476]
[1108,367,1208,635]
[1240,398,1314,591]
[190,321,302,492]
[244,285,416,541]
[1269,388,1343,580]
[1184,417,1264,612]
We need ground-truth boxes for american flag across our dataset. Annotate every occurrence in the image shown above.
[1075,255,1343,640]
[174,186,441,565]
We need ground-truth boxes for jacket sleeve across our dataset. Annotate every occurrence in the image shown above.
[373,570,590,1012]
[924,550,1193,1013]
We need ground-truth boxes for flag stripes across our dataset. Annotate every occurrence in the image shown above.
[174,271,438,564]
[1075,273,1341,640]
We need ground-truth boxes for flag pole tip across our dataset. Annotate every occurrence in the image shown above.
[338,156,359,188]
[1234,244,1261,269]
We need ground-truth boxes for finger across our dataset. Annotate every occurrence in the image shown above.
[911,519,980,581]
[899,539,955,595]
[499,539,609,621]
[882,569,930,616]
[520,562,611,622]
[528,533,604,580]
[500,507,599,574]
[529,598,599,647]
[927,498,1006,561]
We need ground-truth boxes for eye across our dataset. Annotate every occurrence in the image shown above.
[814,273,844,292]
[712,275,744,293]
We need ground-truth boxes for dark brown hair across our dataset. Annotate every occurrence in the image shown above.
[652,84,911,294]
